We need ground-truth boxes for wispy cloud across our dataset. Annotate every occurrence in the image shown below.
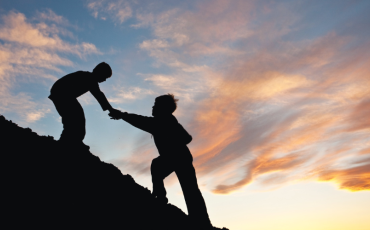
[0,10,100,123]
[36,9,69,25]
[86,0,133,23]
[111,0,370,193]
[193,32,370,194]
[108,86,155,103]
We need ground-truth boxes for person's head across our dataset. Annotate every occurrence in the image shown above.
[152,94,178,117]
[93,62,112,83]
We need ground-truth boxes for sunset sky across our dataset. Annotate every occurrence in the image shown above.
[1,0,370,229]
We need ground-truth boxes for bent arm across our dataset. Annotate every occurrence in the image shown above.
[178,124,192,145]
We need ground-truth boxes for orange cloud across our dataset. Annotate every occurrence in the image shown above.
[318,160,370,191]
[112,0,370,194]
[345,98,370,132]
[190,31,370,194]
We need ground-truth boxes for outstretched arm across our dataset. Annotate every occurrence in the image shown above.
[90,86,113,111]
[111,112,155,134]
[90,84,121,116]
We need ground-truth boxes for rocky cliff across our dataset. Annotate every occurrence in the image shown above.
[1,115,228,230]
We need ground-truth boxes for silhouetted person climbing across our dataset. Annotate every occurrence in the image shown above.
[110,94,212,229]
[48,62,121,149]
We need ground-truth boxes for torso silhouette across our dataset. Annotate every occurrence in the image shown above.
[122,113,193,160]
[49,71,111,111]
[49,71,113,143]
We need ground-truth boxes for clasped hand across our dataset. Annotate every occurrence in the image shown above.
[108,108,123,120]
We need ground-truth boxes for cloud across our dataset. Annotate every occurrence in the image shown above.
[140,39,170,49]
[0,12,65,48]
[86,0,132,23]
[111,134,158,177]
[0,11,100,55]
[108,86,155,103]
[37,9,69,25]
[114,0,370,194]
[195,35,370,194]
[0,10,101,123]
[317,156,370,191]
[345,98,370,132]
[26,110,51,122]
[141,71,212,103]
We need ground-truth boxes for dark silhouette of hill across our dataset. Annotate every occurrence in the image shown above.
[1,115,228,230]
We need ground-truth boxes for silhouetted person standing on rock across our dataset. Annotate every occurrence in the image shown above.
[49,62,121,149]
[111,94,212,229]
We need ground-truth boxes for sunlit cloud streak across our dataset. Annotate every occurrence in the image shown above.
[0,11,100,123]
[108,86,155,103]
[91,0,370,193]
[195,35,370,193]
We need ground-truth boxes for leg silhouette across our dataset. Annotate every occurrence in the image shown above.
[151,156,211,225]
[151,156,173,199]
[175,163,210,225]
[51,98,86,144]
